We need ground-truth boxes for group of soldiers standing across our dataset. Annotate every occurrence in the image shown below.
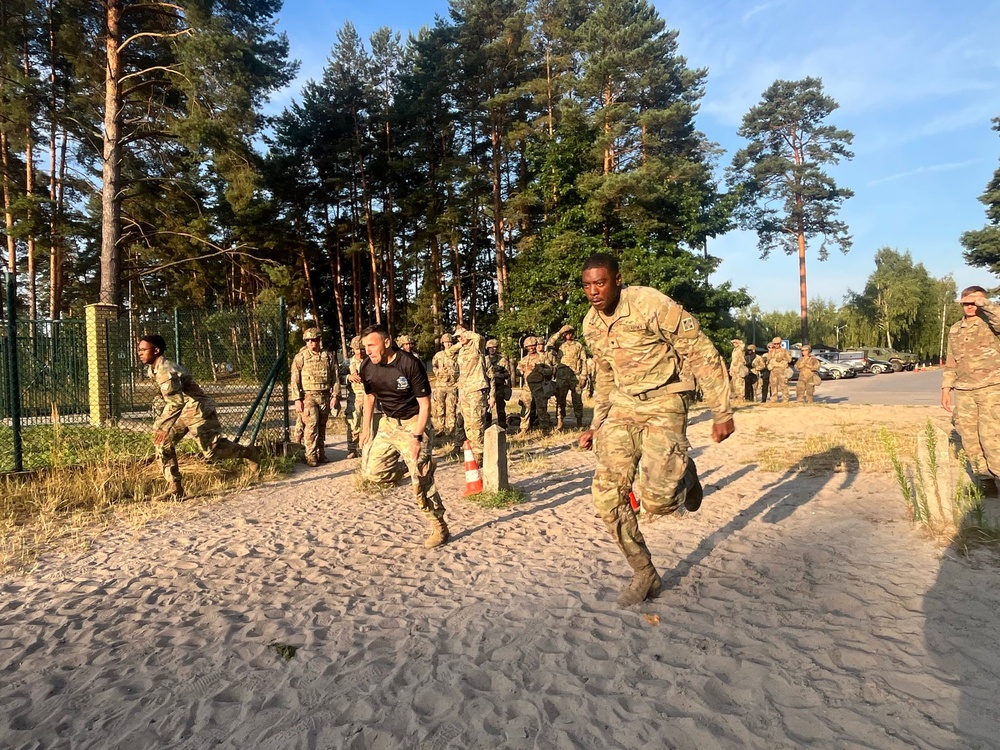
[728,336,821,405]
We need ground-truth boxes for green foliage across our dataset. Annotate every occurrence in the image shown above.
[960,117,1000,277]
[467,486,526,509]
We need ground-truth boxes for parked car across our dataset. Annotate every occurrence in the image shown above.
[789,359,838,381]
[866,357,896,375]
[833,350,869,373]
[814,356,857,379]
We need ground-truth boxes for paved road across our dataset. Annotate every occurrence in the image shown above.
[811,367,944,406]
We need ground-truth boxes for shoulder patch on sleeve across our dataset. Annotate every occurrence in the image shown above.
[681,316,696,332]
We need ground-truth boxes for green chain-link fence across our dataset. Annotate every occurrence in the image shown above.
[1,278,289,474]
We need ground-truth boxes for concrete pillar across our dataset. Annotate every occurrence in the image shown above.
[86,303,118,426]
[483,424,509,492]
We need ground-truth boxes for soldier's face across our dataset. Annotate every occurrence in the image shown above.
[305,338,321,350]
[137,341,159,365]
[363,333,392,364]
[487,347,497,355]
[582,266,622,314]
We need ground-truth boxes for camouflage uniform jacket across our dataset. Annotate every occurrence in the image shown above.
[517,351,554,385]
[348,354,368,397]
[582,285,732,431]
[445,331,489,392]
[943,298,1000,391]
[291,346,341,401]
[432,350,459,387]
[150,356,216,433]
[729,347,748,379]
[750,354,766,374]
[766,347,792,371]
[546,333,588,380]
[487,352,513,386]
[794,355,821,379]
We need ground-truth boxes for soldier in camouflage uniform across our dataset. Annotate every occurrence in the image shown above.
[942,286,1000,495]
[765,337,792,403]
[578,253,734,607]
[793,345,821,403]
[290,328,341,465]
[517,336,555,433]
[546,324,587,430]
[444,325,490,465]
[431,334,459,435]
[344,336,368,459]
[729,339,748,404]
[397,334,415,355]
[486,338,513,429]
[358,325,450,548]
[137,335,259,501]
[748,344,766,402]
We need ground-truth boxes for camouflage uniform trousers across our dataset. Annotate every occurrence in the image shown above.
[344,390,365,454]
[457,387,489,459]
[156,408,246,483]
[795,376,816,404]
[521,383,553,431]
[300,390,331,461]
[953,384,1000,479]
[592,391,698,570]
[362,415,446,519]
[770,368,790,402]
[730,375,745,403]
[433,384,459,434]
[554,371,584,427]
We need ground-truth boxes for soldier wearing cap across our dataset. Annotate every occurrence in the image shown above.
[729,338,748,404]
[517,335,555,433]
[765,337,792,403]
[486,338,514,429]
[746,344,765,402]
[546,324,587,429]
[443,325,490,464]
[794,345,821,403]
[291,328,341,465]
[344,335,368,458]
[578,253,734,607]
[397,334,415,355]
[431,333,459,435]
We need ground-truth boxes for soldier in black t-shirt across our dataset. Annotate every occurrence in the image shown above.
[358,324,450,548]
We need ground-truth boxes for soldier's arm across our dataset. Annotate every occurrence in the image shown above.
[546,332,562,351]
[654,304,732,425]
[290,353,305,401]
[589,355,614,432]
[329,354,342,401]
[152,372,186,433]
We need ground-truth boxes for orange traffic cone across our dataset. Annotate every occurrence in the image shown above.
[462,440,483,496]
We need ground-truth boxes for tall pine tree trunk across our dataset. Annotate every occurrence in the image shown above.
[100,0,123,306]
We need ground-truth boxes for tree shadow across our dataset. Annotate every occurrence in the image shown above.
[662,446,861,591]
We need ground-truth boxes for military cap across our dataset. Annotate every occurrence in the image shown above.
[801,344,812,352]
[441,333,454,343]
[486,339,499,349]
[731,338,742,344]
[303,327,321,341]
[770,337,782,345]
[350,336,362,350]
[746,344,755,351]
[396,334,413,345]
[524,336,537,347]
[558,324,574,337]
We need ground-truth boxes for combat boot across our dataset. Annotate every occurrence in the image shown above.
[617,563,662,607]
[683,458,704,512]
[424,517,450,548]
[152,480,184,502]
[556,416,564,431]
[305,455,319,467]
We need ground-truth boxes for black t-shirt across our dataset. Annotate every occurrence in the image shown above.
[359,349,432,419]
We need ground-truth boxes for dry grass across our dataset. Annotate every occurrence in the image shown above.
[0,451,290,576]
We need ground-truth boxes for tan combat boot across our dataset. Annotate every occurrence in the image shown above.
[617,562,662,607]
[244,444,261,472]
[424,517,450,548]
[152,480,184,502]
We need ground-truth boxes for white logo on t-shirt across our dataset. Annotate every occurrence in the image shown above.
[396,376,409,390]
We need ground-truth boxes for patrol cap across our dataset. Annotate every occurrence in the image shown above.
[396,334,413,345]
[558,324,574,337]
[486,339,499,348]
[441,333,454,343]
[770,337,782,345]
[731,338,742,344]
[523,336,537,347]
[350,336,362,350]
[746,344,755,351]
[303,327,321,341]
[801,344,811,352]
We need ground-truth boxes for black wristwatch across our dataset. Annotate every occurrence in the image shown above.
[412,434,424,443]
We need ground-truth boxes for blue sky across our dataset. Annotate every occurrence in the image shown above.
[270,0,1000,313]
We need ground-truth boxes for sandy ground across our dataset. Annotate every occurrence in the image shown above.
[3,403,1000,749]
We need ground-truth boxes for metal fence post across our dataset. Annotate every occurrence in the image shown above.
[173,308,181,366]
[279,297,289,441]
[4,269,23,472]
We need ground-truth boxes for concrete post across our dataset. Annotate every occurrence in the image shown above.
[86,303,118,426]
[483,424,509,492]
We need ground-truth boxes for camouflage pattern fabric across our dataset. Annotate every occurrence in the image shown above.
[794,354,821,403]
[750,353,766,402]
[943,298,1000,478]
[151,356,247,482]
[432,349,459,433]
[547,331,585,427]
[729,343,748,403]
[517,350,555,431]
[345,353,367,453]
[487,350,513,428]
[362,416,445,519]
[766,347,792,402]
[291,345,340,461]
[446,330,490,454]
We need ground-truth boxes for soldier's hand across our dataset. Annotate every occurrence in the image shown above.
[153,430,169,446]
[578,430,594,451]
[348,373,362,384]
[331,397,340,412]
[940,389,953,413]
[294,399,304,413]
[712,418,735,443]
[360,429,370,448]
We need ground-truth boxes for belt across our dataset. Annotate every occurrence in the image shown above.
[634,379,691,401]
